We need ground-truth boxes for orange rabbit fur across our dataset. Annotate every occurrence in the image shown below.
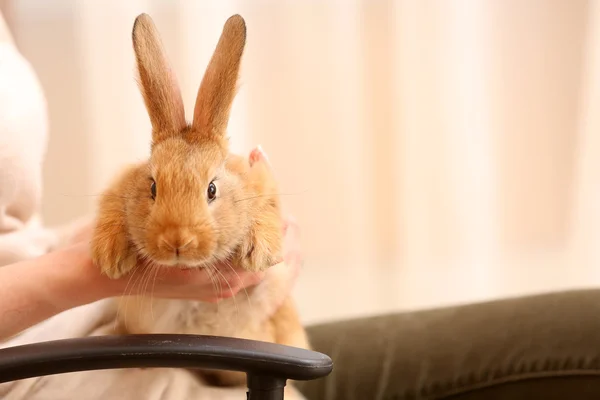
[90,13,309,390]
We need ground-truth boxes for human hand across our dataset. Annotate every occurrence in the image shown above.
[65,216,302,303]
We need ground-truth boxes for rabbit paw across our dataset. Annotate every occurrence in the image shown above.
[91,230,137,279]
[239,145,283,272]
[238,226,282,272]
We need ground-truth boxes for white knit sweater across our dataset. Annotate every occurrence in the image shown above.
[0,14,60,266]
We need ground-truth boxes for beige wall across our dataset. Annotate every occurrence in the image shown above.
[4,0,600,324]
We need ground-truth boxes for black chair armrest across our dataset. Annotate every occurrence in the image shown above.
[0,334,333,399]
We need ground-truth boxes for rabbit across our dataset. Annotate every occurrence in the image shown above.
[88,13,310,398]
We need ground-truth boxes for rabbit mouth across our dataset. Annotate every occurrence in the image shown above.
[146,256,212,269]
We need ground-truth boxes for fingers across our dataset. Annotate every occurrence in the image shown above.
[200,266,265,303]
[283,215,300,239]
[282,215,303,271]
[212,264,265,290]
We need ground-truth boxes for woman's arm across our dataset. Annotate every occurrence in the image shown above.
[0,245,114,341]
[0,216,302,342]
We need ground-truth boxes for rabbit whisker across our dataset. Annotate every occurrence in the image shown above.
[212,264,239,326]
[232,190,307,204]
[223,259,252,309]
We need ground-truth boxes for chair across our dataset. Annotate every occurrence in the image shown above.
[0,333,333,399]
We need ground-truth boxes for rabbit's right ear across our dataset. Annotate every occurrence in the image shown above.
[132,14,186,142]
[191,15,246,140]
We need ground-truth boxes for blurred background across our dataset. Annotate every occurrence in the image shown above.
[2,0,600,325]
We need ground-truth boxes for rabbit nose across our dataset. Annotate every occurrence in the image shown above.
[159,232,195,256]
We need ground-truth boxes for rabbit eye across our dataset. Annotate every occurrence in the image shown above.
[207,181,217,202]
[150,180,157,200]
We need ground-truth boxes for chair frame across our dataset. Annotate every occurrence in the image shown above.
[0,334,333,400]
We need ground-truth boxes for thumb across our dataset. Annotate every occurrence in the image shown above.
[240,270,266,288]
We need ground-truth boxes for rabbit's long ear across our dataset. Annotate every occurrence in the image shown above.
[191,15,246,138]
[132,14,186,142]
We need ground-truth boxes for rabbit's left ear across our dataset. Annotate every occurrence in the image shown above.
[132,13,187,142]
[191,14,246,139]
